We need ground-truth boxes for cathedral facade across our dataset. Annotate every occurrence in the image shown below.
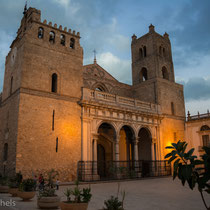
[0,7,185,181]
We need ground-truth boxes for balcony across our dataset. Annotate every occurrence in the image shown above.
[81,88,160,114]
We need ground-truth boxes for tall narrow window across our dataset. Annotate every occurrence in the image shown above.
[52,110,55,131]
[56,137,58,152]
[70,38,75,49]
[163,48,166,57]
[38,27,44,39]
[162,66,169,80]
[4,143,8,161]
[139,48,143,59]
[171,102,175,115]
[51,73,57,93]
[60,34,65,46]
[202,135,209,147]
[49,31,55,43]
[10,77,13,95]
[143,46,147,57]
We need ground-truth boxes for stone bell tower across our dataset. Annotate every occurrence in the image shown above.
[131,25,185,159]
[0,6,83,180]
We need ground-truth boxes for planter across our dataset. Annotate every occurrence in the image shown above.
[0,185,9,193]
[59,202,88,210]
[18,191,36,201]
[37,196,61,209]
[8,188,18,197]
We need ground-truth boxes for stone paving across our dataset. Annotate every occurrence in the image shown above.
[0,177,209,210]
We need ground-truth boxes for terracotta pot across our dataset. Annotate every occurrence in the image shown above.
[0,185,9,193]
[8,188,19,197]
[59,202,88,210]
[18,191,36,201]
[37,196,61,209]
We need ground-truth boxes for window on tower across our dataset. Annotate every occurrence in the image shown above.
[70,38,75,49]
[38,27,44,39]
[162,66,169,80]
[171,102,175,115]
[49,31,55,43]
[10,76,13,95]
[140,67,148,82]
[60,34,65,46]
[139,48,143,59]
[143,46,147,57]
[51,73,58,93]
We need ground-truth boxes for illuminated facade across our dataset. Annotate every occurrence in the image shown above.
[186,111,210,157]
[0,7,185,181]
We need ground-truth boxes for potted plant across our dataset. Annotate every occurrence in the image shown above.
[8,172,23,197]
[0,175,9,193]
[18,178,36,201]
[102,196,124,210]
[59,180,92,210]
[37,169,61,209]
[100,182,125,210]
[165,141,210,210]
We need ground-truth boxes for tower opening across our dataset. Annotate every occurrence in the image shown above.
[162,66,169,80]
[140,67,148,82]
[51,73,58,93]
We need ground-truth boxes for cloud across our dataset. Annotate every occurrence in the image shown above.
[97,52,131,85]
[178,77,210,102]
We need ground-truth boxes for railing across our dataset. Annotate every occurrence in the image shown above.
[82,88,159,113]
[77,160,171,182]
[187,111,210,121]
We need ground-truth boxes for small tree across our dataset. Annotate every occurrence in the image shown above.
[165,140,210,210]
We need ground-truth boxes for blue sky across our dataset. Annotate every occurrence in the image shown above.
[0,0,210,115]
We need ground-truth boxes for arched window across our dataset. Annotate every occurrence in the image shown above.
[140,67,148,82]
[139,48,143,59]
[4,143,8,161]
[162,66,169,80]
[49,31,55,43]
[38,27,44,39]
[95,87,104,91]
[200,125,210,131]
[143,46,147,57]
[51,73,58,93]
[70,38,75,49]
[60,34,65,46]
[171,102,175,115]
[10,77,13,95]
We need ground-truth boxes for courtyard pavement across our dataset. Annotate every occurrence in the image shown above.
[0,177,209,210]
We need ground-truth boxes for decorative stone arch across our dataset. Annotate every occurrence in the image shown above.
[137,125,153,138]
[117,123,137,140]
[200,125,210,131]
[92,82,109,92]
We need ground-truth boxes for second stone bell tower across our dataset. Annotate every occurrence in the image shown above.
[131,24,175,86]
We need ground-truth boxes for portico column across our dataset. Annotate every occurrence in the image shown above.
[115,135,120,161]
[151,138,156,161]
[134,138,139,161]
[92,134,99,162]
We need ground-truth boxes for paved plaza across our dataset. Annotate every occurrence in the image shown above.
[0,177,209,210]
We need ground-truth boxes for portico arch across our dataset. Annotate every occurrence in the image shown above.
[138,127,152,160]
[118,125,136,161]
[97,122,116,177]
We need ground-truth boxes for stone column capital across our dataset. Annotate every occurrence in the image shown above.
[152,138,157,144]
[92,133,99,140]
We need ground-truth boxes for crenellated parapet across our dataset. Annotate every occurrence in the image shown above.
[14,7,81,51]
